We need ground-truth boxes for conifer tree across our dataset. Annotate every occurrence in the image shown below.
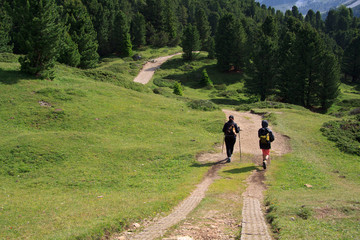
[201,69,213,88]
[164,0,178,46]
[215,14,247,71]
[0,6,12,53]
[173,81,183,96]
[63,0,99,68]
[181,24,200,61]
[207,37,216,59]
[246,17,278,101]
[18,0,63,79]
[131,12,146,48]
[196,8,211,51]
[113,10,132,57]
[318,52,340,110]
[342,35,360,83]
[58,32,81,67]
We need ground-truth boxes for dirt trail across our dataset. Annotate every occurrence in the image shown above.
[111,56,291,240]
[133,53,181,84]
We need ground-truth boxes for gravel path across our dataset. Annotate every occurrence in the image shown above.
[112,57,291,240]
[133,53,181,84]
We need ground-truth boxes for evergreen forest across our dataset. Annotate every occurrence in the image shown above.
[0,0,359,109]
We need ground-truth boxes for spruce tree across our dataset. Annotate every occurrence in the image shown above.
[63,0,99,68]
[173,81,183,96]
[58,32,81,67]
[207,37,216,59]
[113,10,132,57]
[318,52,340,110]
[246,17,278,101]
[342,35,360,83]
[215,14,247,71]
[181,24,200,61]
[131,12,146,48]
[201,69,213,88]
[0,6,12,53]
[196,8,211,50]
[164,0,178,46]
[18,0,63,79]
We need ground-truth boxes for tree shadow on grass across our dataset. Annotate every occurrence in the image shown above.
[210,98,244,106]
[0,68,27,85]
[223,166,257,174]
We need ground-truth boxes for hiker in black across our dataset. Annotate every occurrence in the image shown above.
[258,120,275,169]
[222,115,240,163]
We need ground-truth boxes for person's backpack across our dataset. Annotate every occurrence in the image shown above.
[259,130,270,144]
[226,124,236,136]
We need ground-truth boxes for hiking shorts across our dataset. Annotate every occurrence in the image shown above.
[262,149,270,156]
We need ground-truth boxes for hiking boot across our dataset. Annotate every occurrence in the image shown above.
[263,160,267,169]
[226,157,231,163]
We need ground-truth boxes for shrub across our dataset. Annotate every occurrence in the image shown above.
[297,206,312,220]
[153,78,175,88]
[214,84,227,90]
[201,69,213,88]
[187,99,218,111]
[173,82,183,96]
[0,53,19,63]
[321,119,360,156]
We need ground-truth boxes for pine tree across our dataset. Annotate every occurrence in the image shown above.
[215,14,247,71]
[207,37,216,59]
[0,5,12,53]
[58,31,81,67]
[318,52,340,110]
[181,24,200,61]
[131,12,146,48]
[201,69,213,88]
[173,81,183,96]
[342,35,360,83]
[113,10,132,57]
[246,17,278,101]
[196,8,211,51]
[63,0,99,68]
[164,0,178,46]
[18,0,63,79]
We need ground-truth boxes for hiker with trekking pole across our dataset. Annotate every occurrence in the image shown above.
[222,115,240,163]
[258,120,275,169]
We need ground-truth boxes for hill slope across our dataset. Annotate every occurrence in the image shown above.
[0,56,224,239]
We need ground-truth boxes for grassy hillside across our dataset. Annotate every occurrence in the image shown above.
[263,108,360,239]
[1,49,359,239]
[0,51,224,239]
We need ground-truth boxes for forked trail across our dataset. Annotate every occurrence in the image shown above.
[112,55,291,240]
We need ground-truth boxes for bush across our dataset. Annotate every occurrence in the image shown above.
[201,69,213,88]
[0,53,20,63]
[187,99,218,111]
[153,78,175,88]
[321,119,360,156]
[297,206,312,220]
[214,84,227,90]
[173,82,183,96]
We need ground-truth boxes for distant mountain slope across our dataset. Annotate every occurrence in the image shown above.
[257,0,359,14]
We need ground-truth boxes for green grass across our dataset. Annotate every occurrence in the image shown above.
[0,53,224,239]
[264,109,360,239]
[148,52,250,108]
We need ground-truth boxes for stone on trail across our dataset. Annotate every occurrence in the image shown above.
[133,223,141,228]
[304,184,313,188]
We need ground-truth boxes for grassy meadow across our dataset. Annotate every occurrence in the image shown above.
[0,48,359,239]
[0,50,224,239]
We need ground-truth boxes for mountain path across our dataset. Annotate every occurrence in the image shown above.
[110,55,291,240]
[133,53,181,84]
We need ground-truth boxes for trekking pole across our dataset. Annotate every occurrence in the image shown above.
[221,136,225,154]
[238,130,242,162]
